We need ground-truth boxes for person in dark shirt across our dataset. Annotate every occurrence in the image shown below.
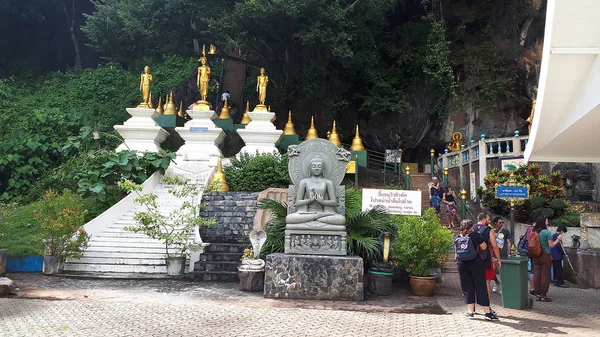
[456,219,498,320]
[443,185,459,228]
[428,177,443,212]
[474,212,501,315]
[492,217,511,293]
[551,225,568,288]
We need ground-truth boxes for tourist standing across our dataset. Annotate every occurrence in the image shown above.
[455,220,498,320]
[532,216,563,302]
[474,212,501,314]
[428,177,443,212]
[551,225,568,288]
[442,185,459,228]
[221,90,230,104]
[230,103,238,123]
[492,217,511,293]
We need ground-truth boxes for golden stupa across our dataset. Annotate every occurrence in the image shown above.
[305,116,319,140]
[208,157,229,192]
[177,102,186,118]
[163,92,177,115]
[328,121,341,146]
[283,110,297,135]
[350,125,365,151]
[240,101,252,124]
[148,92,154,109]
[155,96,164,114]
[219,97,232,119]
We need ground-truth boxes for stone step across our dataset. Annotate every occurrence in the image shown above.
[73,257,168,265]
[199,252,244,262]
[200,235,249,244]
[80,251,168,259]
[82,246,177,254]
[204,243,248,253]
[63,263,168,274]
[186,270,239,282]
[88,241,168,248]
[195,261,240,272]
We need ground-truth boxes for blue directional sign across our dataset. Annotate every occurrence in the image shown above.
[496,185,528,199]
[190,127,208,133]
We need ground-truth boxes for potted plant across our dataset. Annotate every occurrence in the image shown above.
[391,208,453,296]
[34,190,90,275]
[119,177,217,276]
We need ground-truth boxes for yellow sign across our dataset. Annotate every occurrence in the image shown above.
[346,160,356,174]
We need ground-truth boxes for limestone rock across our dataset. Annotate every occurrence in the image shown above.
[0,277,16,296]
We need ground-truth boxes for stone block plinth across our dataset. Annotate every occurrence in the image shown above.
[237,110,283,154]
[284,229,347,256]
[264,253,363,301]
[114,108,169,152]
[176,109,225,162]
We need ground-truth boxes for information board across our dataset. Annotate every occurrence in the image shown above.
[496,185,528,199]
[362,189,422,216]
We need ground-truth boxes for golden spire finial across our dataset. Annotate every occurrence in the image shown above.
[163,93,177,115]
[148,92,154,109]
[177,101,186,118]
[268,105,271,112]
[283,110,297,135]
[350,125,365,151]
[156,96,164,114]
[329,120,341,146]
[240,101,252,124]
[305,116,319,140]
[202,44,206,57]
[219,96,232,119]
[208,156,229,192]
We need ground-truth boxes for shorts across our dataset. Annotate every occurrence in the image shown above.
[486,268,495,280]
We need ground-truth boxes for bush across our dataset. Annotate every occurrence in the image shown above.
[0,202,45,255]
[224,152,290,191]
[552,212,580,227]
[391,209,454,277]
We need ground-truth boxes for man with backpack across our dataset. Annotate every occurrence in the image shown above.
[474,212,502,314]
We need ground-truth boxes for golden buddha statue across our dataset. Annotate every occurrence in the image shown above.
[256,67,269,109]
[526,88,537,133]
[137,66,153,108]
[194,45,211,110]
[447,132,463,152]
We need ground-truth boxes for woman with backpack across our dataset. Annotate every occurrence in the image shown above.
[455,219,498,320]
[531,216,563,302]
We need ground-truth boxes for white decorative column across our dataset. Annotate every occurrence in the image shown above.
[237,109,283,154]
[114,108,169,152]
[175,108,225,165]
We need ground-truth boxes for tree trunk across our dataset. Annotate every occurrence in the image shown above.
[62,0,82,70]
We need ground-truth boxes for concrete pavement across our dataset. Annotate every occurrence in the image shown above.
[0,273,598,336]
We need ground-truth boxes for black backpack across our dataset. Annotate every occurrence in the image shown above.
[517,234,529,257]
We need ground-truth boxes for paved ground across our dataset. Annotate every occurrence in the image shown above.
[1,272,599,337]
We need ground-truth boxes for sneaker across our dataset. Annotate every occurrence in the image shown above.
[490,308,498,316]
[465,311,475,318]
[529,289,536,296]
[484,312,499,321]
[556,284,569,288]
[492,284,497,293]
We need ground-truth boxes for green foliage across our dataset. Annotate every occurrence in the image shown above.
[257,198,288,257]
[391,208,453,277]
[33,190,90,259]
[552,212,581,228]
[223,152,290,192]
[479,164,568,221]
[119,177,217,258]
[0,202,45,255]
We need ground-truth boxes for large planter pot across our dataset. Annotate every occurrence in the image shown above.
[0,249,8,277]
[238,268,265,292]
[409,275,436,296]
[42,255,65,275]
[165,257,186,276]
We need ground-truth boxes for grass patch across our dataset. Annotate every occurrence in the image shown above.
[0,202,45,255]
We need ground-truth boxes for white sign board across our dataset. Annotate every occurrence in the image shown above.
[362,189,422,216]
[470,172,477,202]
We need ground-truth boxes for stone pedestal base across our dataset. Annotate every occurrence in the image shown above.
[238,269,265,292]
[285,229,347,256]
[264,253,363,300]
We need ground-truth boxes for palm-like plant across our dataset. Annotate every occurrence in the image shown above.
[257,188,395,264]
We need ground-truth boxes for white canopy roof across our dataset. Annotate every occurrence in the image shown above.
[525,0,600,162]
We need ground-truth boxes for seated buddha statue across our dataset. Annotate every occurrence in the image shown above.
[286,156,346,229]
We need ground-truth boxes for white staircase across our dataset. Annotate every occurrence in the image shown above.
[64,168,213,276]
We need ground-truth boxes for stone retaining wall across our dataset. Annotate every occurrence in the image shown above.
[200,192,260,236]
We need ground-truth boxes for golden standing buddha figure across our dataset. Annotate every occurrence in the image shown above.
[255,67,269,110]
[526,87,537,133]
[194,45,211,110]
[138,66,153,108]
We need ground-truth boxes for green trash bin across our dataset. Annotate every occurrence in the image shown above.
[499,256,529,309]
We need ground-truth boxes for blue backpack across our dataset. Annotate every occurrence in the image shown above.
[454,234,477,262]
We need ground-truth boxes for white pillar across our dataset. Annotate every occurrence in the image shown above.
[175,108,225,165]
[237,109,283,155]
[478,139,487,189]
[114,108,169,153]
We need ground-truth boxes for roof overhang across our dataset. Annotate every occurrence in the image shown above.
[525,0,600,163]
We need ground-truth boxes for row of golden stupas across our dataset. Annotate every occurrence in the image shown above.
[283,112,365,151]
